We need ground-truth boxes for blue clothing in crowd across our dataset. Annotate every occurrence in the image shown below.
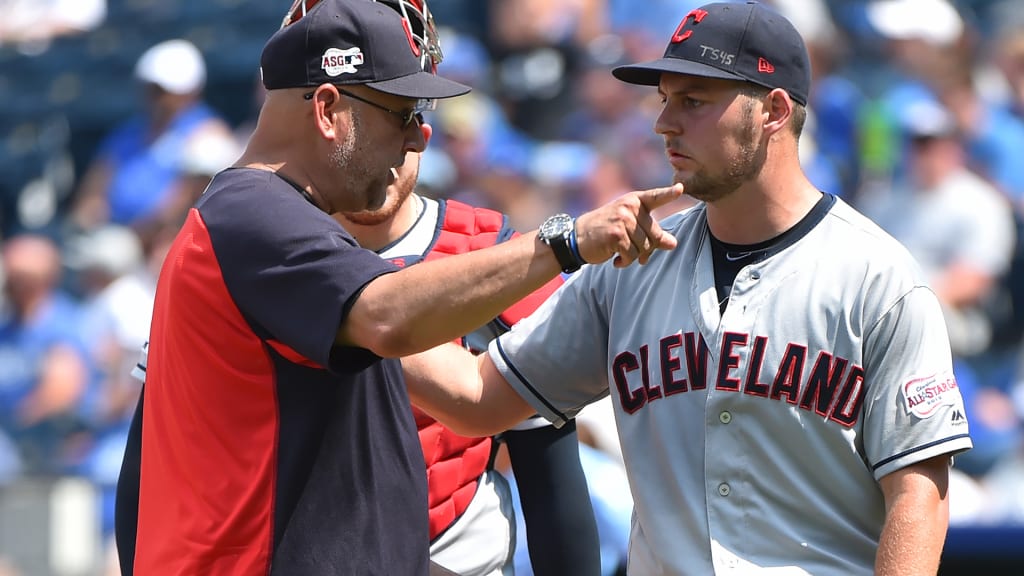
[96,102,221,225]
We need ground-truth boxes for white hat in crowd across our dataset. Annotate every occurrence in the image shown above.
[866,0,965,46]
[134,39,207,95]
[64,225,143,277]
[901,98,958,139]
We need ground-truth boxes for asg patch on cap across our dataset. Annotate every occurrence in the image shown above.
[322,47,365,76]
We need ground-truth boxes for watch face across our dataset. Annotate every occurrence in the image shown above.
[541,213,573,239]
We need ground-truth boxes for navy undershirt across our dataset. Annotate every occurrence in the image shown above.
[709,193,836,313]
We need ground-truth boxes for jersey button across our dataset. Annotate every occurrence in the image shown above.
[719,411,732,424]
[750,270,761,280]
[718,483,731,497]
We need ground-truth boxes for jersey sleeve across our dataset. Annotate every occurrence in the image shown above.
[487,269,611,427]
[861,286,973,479]
[200,181,397,374]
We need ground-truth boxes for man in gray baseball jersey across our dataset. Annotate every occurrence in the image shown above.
[402,2,972,575]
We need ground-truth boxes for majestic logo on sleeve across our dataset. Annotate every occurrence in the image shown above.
[902,372,960,418]
[321,47,364,76]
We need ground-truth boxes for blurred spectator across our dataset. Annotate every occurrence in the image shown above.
[865,99,1015,357]
[558,41,674,193]
[860,0,1024,204]
[0,234,89,476]
[570,149,634,215]
[797,113,844,197]
[487,0,607,139]
[67,39,232,242]
[779,0,866,200]
[861,99,1018,474]
[934,63,1024,204]
[865,0,965,49]
[855,0,967,186]
[994,24,1024,119]
[948,466,996,525]
[436,27,493,90]
[67,223,174,541]
[0,0,106,51]
[982,442,1024,523]
[430,91,536,204]
[65,226,148,433]
[177,126,244,209]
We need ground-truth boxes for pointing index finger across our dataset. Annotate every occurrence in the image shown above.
[638,183,684,210]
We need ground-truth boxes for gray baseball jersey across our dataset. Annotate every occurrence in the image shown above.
[488,197,972,575]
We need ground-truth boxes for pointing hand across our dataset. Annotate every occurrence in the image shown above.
[575,183,684,267]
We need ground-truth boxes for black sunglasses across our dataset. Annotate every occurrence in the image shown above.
[303,86,432,129]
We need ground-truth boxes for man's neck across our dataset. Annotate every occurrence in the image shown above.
[343,194,423,252]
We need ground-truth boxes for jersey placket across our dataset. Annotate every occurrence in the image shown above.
[704,264,764,574]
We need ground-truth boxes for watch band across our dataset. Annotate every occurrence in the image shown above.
[548,230,582,274]
[540,213,586,274]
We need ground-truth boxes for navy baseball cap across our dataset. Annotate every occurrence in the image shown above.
[612,1,811,106]
[260,0,470,100]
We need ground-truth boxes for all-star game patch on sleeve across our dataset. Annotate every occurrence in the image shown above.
[860,286,973,480]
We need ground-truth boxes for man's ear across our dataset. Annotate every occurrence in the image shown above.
[310,85,343,140]
[420,122,433,145]
[763,88,793,137]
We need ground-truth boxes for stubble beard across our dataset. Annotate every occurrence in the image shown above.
[342,162,418,226]
[329,112,390,212]
[678,103,767,204]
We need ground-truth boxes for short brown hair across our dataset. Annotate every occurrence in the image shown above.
[740,84,806,138]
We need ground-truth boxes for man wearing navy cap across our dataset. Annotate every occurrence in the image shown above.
[113,0,683,574]
[401,2,972,574]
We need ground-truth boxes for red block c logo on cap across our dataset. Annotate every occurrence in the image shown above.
[671,8,709,43]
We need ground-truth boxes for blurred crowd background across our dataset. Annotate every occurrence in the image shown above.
[2,0,1024,574]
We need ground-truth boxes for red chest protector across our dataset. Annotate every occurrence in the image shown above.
[387,199,561,540]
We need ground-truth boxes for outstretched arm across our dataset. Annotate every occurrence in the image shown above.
[505,420,602,576]
[876,455,951,576]
[341,184,684,358]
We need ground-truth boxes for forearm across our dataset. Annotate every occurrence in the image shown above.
[875,499,947,575]
[876,458,951,576]
[402,346,535,436]
[344,231,562,357]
